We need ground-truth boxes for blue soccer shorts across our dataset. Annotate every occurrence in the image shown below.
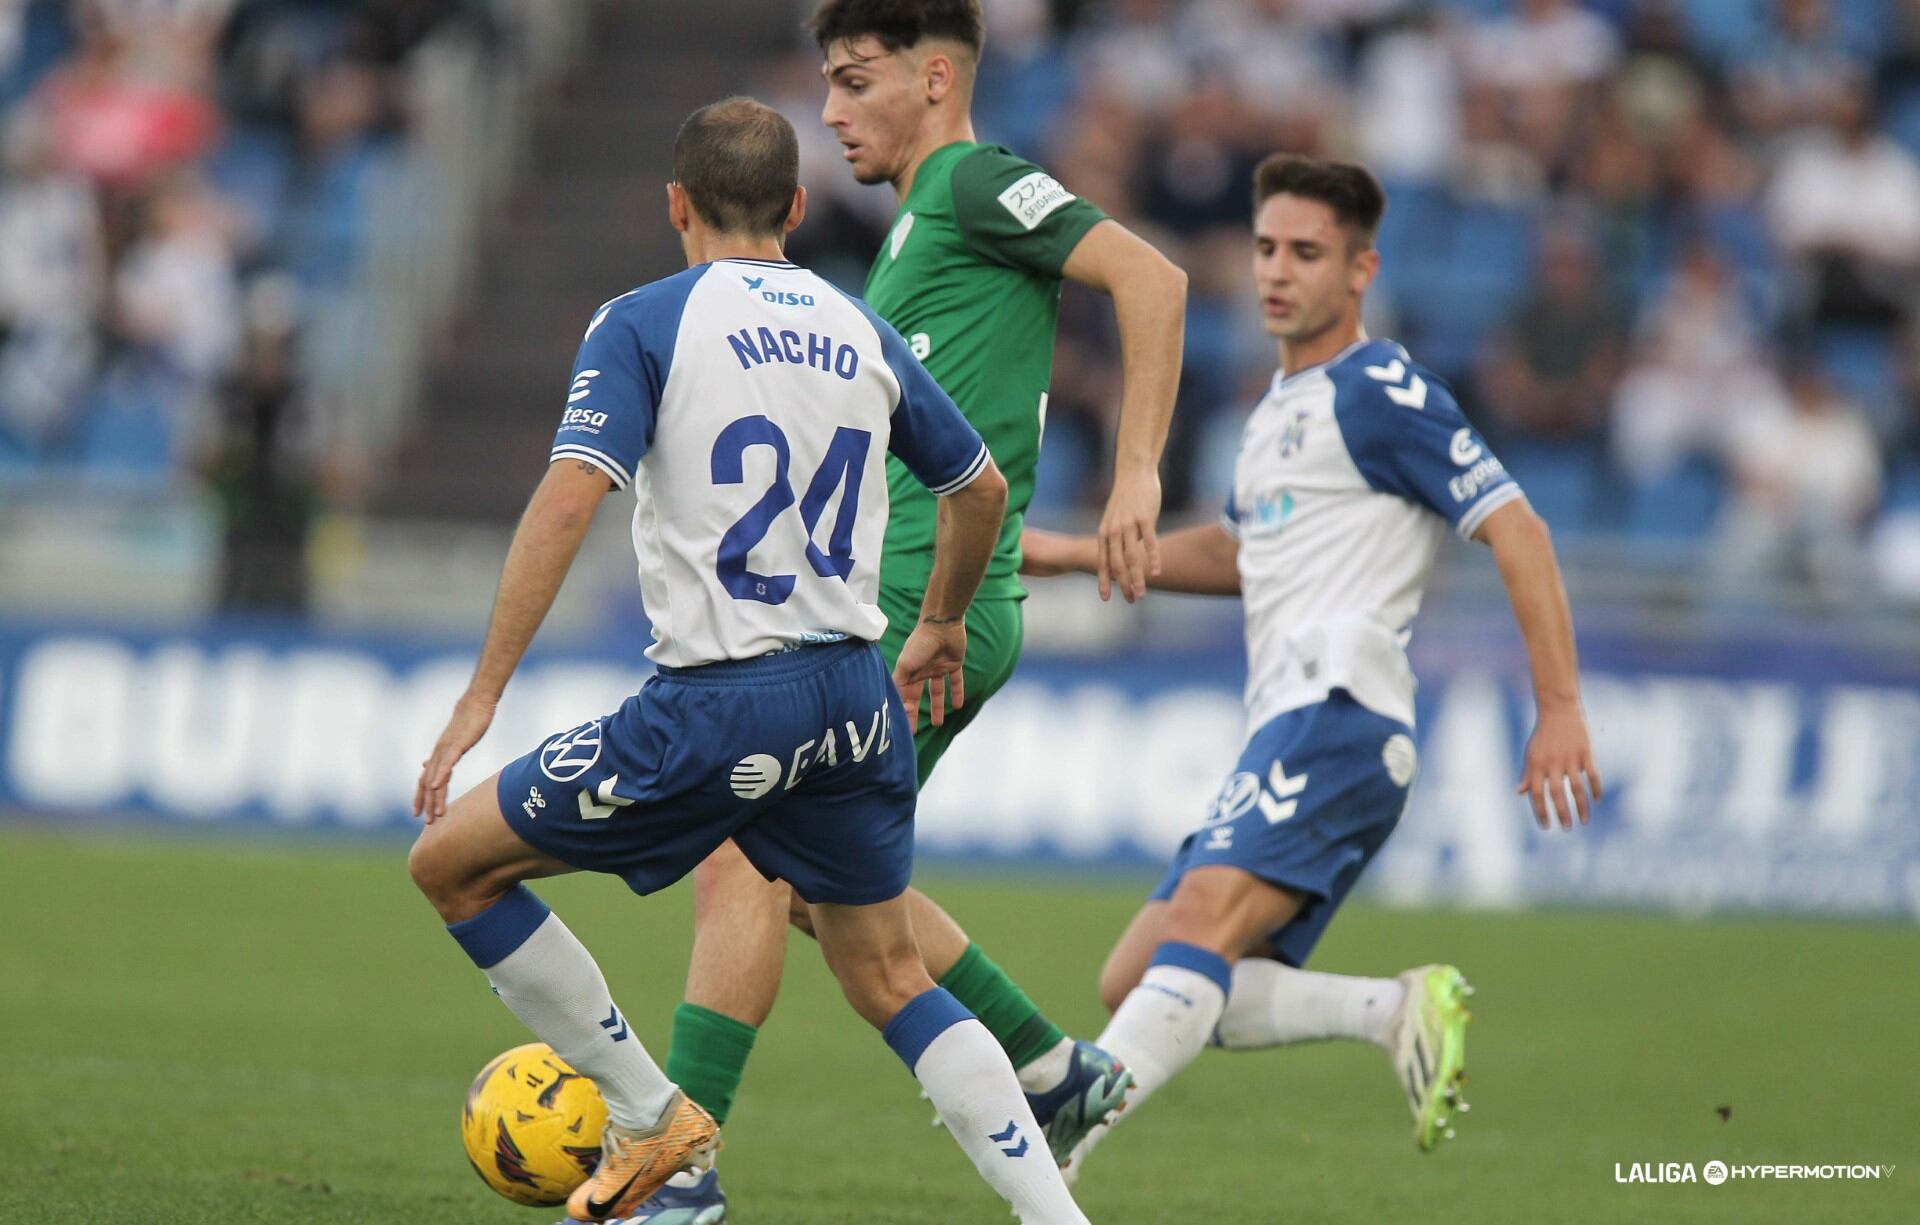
[496,639,917,906]
[1151,691,1417,966]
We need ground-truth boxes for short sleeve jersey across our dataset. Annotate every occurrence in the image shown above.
[863,141,1107,601]
[1223,338,1525,728]
[551,258,989,667]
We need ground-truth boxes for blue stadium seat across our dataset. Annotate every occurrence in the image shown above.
[207,125,296,241]
[1498,439,1601,533]
[1625,457,1725,540]
[278,139,397,288]
[0,429,37,482]
[1375,180,1453,299]
[1028,417,1095,520]
[73,372,179,480]
[1679,0,1776,66]
[1397,201,1537,379]
[1814,327,1902,435]
[0,0,75,107]
[975,45,1077,158]
[1883,85,1920,159]
[1883,460,1920,511]
[78,407,174,475]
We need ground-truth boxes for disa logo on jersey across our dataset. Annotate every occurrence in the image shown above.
[741,275,815,307]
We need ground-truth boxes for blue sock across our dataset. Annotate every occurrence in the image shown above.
[882,987,974,1072]
[445,884,551,968]
[1149,940,1233,1000]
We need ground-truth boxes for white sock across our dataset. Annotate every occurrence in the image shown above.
[448,887,676,1132]
[1068,943,1230,1174]
[887,990,1089,1225]
[1096,953,1230,1110]
[1216,958,1405,1050]
[1016,1036,1076,1094]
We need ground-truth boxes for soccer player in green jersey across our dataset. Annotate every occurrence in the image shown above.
[603,3,1188,1220]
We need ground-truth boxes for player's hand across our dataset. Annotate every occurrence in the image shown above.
[893,617,967,730]
[1098,467,1163,603]
[1019,527,1093,578]
[1516,700,1602,831]
[415,690,497,823]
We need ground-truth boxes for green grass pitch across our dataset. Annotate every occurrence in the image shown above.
[3,825,1915,1223]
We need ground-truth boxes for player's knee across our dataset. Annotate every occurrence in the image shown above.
[406,832,452,904]
[407,830,507,923]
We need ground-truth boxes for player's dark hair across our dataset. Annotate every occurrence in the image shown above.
[808,0,985,57]
[1253,154,1387,250]
[672,97,800,236]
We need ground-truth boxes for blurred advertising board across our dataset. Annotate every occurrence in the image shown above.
[1,619,1915,920]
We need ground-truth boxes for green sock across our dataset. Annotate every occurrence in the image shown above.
[665,1002,758,1127]
[937,943,1068,1070]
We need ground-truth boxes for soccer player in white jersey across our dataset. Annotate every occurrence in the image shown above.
[1022,154,1602,1169]
[406,98,1098,1225]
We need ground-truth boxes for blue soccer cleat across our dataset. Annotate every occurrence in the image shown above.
[558,1167,727,1225]
[1023,1040,1133,1166]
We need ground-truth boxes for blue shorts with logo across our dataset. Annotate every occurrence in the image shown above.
[1151,691,1416,966]
[496,639,917,906]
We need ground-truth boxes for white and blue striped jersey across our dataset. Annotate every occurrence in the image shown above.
[552,257,990,667]
[1223,337,1525,729]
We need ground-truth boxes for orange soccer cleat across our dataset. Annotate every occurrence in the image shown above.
[564,1090,721,1222]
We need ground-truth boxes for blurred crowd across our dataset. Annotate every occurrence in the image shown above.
[0,0,493,606]
[7,0,1918,609]
[778,0,1920,601]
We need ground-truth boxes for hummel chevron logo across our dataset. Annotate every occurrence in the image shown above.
[1363,357,1429,409]
[599,1007,629,1042]
[578,775,634,821]
[988,1121,1029,1158]
[742,275,765,291]
[1258,761,1308,824]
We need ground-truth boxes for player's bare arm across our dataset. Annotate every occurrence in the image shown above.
[414,459,612,821]
[895,456,1009,728]
[1060,220,1188,605]
[1022,520,1239,595]
[1474,498,1603,831]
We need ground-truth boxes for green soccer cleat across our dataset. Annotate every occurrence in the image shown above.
[1027,1040,1134,1166]
[1388,964,1472,1151]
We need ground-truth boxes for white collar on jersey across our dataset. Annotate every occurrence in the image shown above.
[1271,334,1374,392]
[715,257,799,269]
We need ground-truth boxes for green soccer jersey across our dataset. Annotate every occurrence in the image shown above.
[865,141,1107,603]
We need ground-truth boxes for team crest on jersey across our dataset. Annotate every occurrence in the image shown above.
[538,720,604,783]
[1278,409,1311,458]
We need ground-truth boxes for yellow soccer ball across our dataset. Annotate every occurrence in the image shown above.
[460,1043,608,1206]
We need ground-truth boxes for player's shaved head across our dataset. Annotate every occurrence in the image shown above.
[808,0,985,62]
[672,97,800,236]
[1253,154,1386,254]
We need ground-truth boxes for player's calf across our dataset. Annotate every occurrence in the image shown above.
[808,896,1091,1225]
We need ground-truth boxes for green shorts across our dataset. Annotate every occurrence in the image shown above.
[876,590,1024,784]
